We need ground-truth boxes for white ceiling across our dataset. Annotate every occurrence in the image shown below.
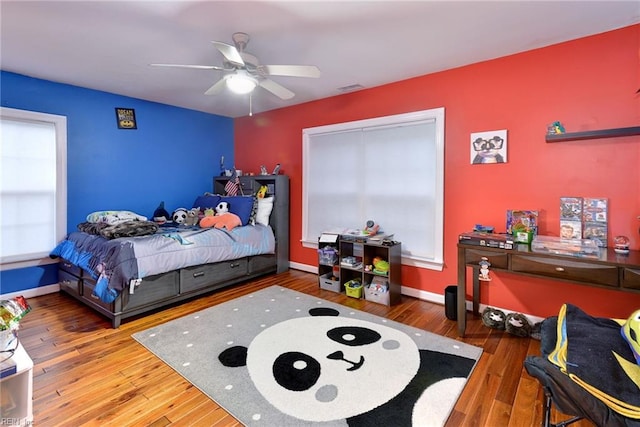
[2,1,638,118]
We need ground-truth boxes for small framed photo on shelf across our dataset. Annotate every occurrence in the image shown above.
[115,107,137,129]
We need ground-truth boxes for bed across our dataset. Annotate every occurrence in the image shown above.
[51,175,289,328]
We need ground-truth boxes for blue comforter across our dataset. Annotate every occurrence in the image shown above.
[50,225,275,303]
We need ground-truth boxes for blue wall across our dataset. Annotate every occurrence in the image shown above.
[1,71,234,294]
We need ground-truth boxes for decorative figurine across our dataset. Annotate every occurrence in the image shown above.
[614,235,630,254]
[547,121,566,135]
[479,257,492,281]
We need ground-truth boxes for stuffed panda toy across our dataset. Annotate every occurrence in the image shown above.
[172,208,188,224]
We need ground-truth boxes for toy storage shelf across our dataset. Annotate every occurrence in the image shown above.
[338,237,401,306]
[0,342,34,425]
[545,126,640,143]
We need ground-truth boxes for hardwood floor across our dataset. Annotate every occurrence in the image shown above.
[16,269,592,426]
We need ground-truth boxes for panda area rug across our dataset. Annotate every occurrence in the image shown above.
[131,286,482,426]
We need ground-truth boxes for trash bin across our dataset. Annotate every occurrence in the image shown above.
[444,285,457,320]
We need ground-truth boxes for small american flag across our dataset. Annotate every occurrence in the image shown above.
[224,169,240,196]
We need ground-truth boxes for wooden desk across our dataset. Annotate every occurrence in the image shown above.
[457,242,640,336]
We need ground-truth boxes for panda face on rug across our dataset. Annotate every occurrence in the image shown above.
[218,307,475,424]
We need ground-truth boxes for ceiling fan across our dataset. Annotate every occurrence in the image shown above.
[151,32,320,100]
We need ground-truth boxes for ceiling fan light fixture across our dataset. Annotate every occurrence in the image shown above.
[226,73,257,94]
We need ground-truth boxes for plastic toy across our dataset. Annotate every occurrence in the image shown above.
[479,257,491,281]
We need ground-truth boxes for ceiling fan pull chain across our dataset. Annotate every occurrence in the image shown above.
[249,93,253,117]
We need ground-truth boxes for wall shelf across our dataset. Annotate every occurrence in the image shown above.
[545,126,640,143]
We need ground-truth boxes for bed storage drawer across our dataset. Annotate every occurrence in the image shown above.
[511,255,619,287]
[59,259,83,277]
[124,271,179,310]
[180,259,248,293]
[81,277,115,312]
[59,269,82,296]
[248,254,276,274]
[622,268,640,290]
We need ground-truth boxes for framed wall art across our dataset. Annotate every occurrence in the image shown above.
[470,129,507,164]
[115,107,137,129]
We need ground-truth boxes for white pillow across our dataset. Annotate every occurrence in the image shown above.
[255,196,274,226]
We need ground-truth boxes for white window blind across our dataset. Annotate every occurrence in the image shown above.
[302,108,444,270]
[1,107,67,267]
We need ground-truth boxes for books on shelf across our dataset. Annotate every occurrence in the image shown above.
[0,354,17,379]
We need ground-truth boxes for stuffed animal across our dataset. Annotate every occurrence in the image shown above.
[172,208,188,224]
[482,307,506,330]
[199,201,242,230]
[152,201,171,224]
[184,207,199,226]
[256,185,268,199]
[621,309,640,364]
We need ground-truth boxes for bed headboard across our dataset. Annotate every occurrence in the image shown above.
[213,175,289,273]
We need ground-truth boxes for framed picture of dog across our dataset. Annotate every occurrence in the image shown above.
[470,129,507,164]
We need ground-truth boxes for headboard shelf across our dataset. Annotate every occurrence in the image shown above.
[214,175,289,273]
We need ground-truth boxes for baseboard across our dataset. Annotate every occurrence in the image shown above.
[290,263,544,324]
[289,261,317,274]
[1,283,60,301]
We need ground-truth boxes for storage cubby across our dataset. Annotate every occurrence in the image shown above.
[318,233,340,292]
[317,235,401,306]
[0,343,33,424]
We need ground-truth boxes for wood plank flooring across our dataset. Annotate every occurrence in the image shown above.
[16,269,593,426]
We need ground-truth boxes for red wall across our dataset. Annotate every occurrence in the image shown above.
[235,25,640,319]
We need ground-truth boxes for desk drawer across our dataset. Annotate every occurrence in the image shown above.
[622,268,640,290]
[464,249,508,269]
[511,255,618,287]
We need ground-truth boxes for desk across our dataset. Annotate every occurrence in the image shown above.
[457,243,640,337]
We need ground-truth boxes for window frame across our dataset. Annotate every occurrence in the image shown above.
[301,107,445,270]
[0,107,67,270]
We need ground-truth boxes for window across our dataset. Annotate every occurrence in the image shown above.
[302,107,444,270]
[1,107,67,268]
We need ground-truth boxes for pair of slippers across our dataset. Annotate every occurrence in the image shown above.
[482,307,534,338]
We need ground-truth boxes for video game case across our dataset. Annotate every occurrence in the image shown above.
[560,220,582,239]
[560,197,583,220]
[582,198,608,223]
[583,221,608,247]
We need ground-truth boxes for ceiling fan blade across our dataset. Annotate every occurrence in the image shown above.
[150,63,225,70]
[211,41,245,66]
[204,78,227,96]
[258,65,321,78]
[259,78,295,100]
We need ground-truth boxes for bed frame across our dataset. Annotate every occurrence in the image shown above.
[58,175,289,328]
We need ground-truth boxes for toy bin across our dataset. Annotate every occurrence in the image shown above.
[319,273,341,293]
[344,279,363,298]
[364,283,390,305]
[318,247,338,265]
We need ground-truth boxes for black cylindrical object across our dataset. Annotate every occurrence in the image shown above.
[444,285,457,320]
